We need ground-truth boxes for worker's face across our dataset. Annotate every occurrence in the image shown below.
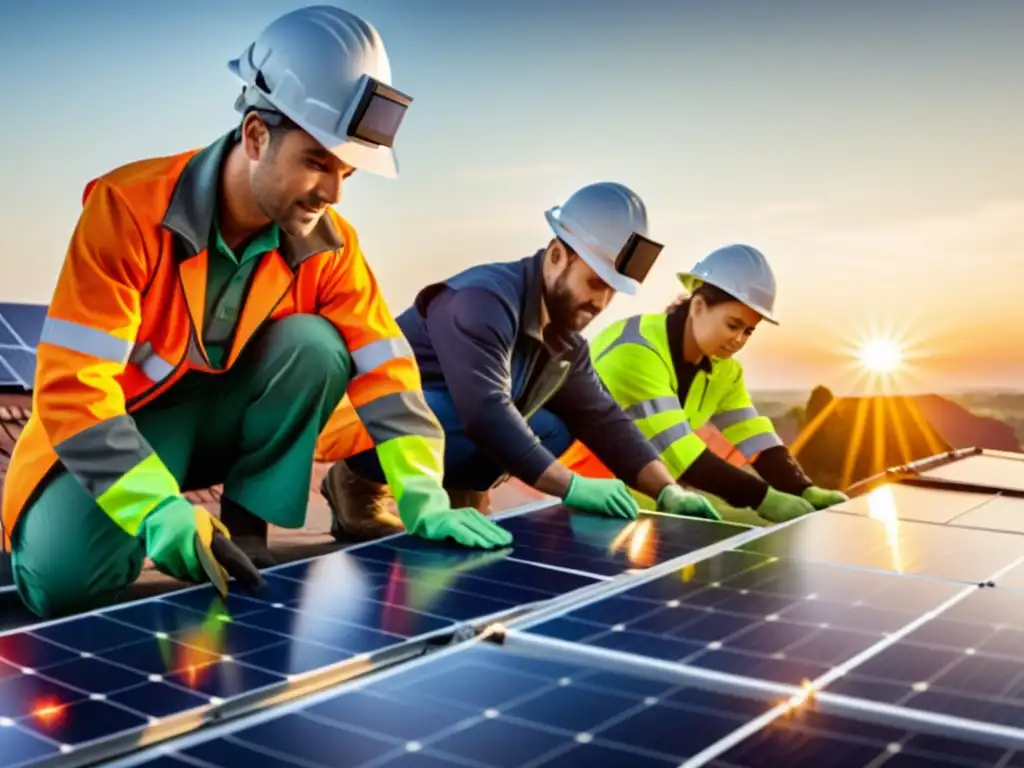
[544,244,616,332]
[691,297,762,358]
[245,116,355,237]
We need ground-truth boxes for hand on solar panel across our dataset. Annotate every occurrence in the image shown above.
[801,485,849,510]
[755,486,816,523]
[141,497,268,597]
[656,484,722,521]
[407,505,514,549]
[563,474,639,519]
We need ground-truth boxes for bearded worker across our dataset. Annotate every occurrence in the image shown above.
[318,182,721,539]
[2,4,510,619]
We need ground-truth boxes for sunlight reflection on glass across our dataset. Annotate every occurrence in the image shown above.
[864,485,904,573]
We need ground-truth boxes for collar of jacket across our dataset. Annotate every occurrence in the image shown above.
[160,129,342,271]
[667,299,713,382]
[522,249,575,356]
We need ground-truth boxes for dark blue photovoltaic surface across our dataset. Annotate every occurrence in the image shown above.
[826,587,1024,730]
[738,510,1024,583]
[523,549,964,685]
[0,304,47,349]
[384,504,748,578]
[708,707,1021,768]
[0,541,598,762]
[130,641,778,767]
[0,303,47,390]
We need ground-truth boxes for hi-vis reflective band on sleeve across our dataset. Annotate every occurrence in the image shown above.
[41,316,176,384]
[710,406,783,458]
[355,390,442,444]
[40,316,133,364]
[622,394,705,471]
[350,336,414,375]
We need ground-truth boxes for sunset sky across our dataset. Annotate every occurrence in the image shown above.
[1,0,1021,393]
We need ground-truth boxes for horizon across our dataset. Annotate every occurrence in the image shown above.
[1,0,1022,393]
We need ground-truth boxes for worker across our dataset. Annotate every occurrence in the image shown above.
[318,181,721,540]
[1,5,510,620]
[560,244,849,523]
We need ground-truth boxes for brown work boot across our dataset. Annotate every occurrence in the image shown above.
[321,461,405,542]
[447,489,492,515]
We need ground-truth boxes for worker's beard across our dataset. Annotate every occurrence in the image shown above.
[545,271,599,333]
[250,152,321,238]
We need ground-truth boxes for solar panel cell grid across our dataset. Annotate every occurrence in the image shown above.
[707,708,1016,768]
[0,520,604,764]
[522,548,966,686]
[131,642,780,768]
[825,587,1024,730]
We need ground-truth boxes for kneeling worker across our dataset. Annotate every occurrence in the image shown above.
[320,182,719,538]
[561,244,848,523]
[2,5,508,619]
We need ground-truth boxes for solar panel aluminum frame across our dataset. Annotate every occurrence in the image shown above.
[0,498,589,768]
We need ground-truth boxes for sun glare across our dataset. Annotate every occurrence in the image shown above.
[858,338,903,374]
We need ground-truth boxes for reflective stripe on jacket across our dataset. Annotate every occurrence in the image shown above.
[560,310,783,506]
[3,130,443,548]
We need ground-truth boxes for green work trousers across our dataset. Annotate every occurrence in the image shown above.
[11,315,352,618]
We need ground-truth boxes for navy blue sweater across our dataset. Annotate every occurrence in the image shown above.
[396,251,658,485]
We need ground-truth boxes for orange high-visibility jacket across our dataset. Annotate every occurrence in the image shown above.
[2,131,445,549]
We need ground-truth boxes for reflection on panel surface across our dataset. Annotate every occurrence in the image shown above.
[830,483,996,525]
[708,705,1018,768]
[524,550,963,685]
[495,505,749,576]
[738,510,1024,582]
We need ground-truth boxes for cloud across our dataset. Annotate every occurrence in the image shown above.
[454,163,570,182]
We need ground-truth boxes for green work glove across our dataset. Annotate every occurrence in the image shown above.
[802,485,849,510]
[563,474,639,519]
[400,482,513,550]
[657,484,722,521]
[756,487,816,524]
[140,496,267,597]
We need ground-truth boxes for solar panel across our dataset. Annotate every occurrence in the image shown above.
[736,510,1024,584]
[520,548,968,686]
[828,483,1000,525]
[918,451,1024,494]
[102,634,1024,768]
[0,303,47,391]
[2,448,1024,767]
[0,503,605,766]
[108,641,783,767]
[824,586,1024,729]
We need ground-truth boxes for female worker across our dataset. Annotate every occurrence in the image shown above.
[560,243,848,524]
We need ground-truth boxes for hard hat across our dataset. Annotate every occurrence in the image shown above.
[544,182,663,296]
[677,244,779,324]
[228,5,411,179]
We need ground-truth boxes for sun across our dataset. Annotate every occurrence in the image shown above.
[858,338,904,374]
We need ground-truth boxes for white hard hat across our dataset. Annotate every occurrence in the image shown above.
[228,5,411,179]
[544,182,662,296]
[677,244,780,324]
